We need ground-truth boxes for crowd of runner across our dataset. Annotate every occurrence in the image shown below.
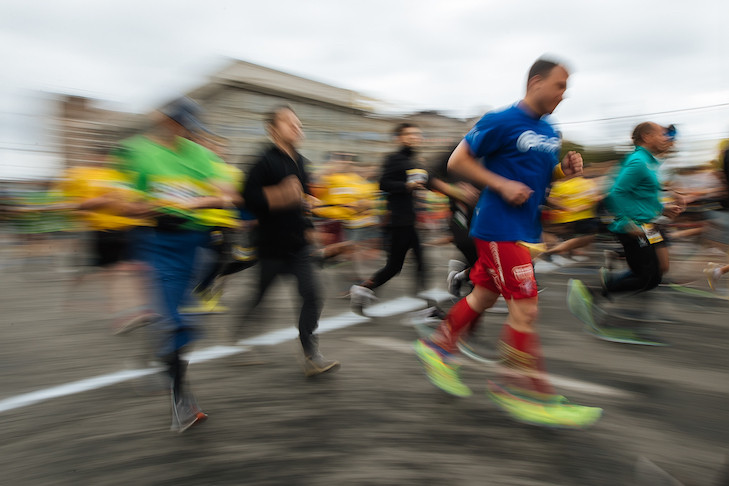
[1,57,728,433]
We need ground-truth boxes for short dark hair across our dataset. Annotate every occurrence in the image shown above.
[527,58,565,86]
[394,122,418,137]
[264,105,295,128]
[632,122,657,145]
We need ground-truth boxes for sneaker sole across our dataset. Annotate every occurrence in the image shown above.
[487,381,602,429]
[112,314,158,336]
[305,362,341,377]
[583,325,668,346]
[175,412,208,433]
[414,340,472,397]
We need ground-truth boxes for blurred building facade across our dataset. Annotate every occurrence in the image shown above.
[58,96,144,167]
[57,59,473,175]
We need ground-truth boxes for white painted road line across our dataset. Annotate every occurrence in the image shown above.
[0,369,160,414]
[0,290,447,415]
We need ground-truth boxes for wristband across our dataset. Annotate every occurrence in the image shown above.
[552,164,566,180]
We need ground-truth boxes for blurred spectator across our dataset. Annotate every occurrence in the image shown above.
[59,145,157,334]
[541,174,604,261]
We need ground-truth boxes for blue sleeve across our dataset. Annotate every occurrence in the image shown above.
[463,113,502,159]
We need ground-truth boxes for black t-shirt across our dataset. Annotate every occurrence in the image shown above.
[379,146,421,227]
[243,144,313,258]
[428,147,478,225]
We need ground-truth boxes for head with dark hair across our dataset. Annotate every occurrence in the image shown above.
[527,59,560,86]
[264,105,303,151]
[264,105,295,129]
[393,122,422,148]
[631,121,671,154]
[523,57,570,117]
[393,122,417,136]
[632,122,656,145]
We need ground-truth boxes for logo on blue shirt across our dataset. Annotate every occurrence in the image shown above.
[516,130,560,155]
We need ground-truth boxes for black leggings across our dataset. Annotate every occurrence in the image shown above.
[370,225,426,290]
[241,246,322,355]
[606,232,664,293]
[449,218,477,267]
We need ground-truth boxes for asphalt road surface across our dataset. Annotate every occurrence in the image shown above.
[1,238,727,485]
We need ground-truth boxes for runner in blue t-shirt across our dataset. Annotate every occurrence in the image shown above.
[415,58,602,428]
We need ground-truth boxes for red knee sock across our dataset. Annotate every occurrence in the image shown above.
[430,298,481,353]
[498,323,555,396]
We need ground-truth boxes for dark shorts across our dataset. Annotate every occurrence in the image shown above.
[550,217,602,237]
[93,230,131,267]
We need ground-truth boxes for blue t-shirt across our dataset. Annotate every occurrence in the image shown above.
[464,104,561,243]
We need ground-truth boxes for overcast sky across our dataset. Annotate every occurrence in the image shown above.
[1,0,728,177]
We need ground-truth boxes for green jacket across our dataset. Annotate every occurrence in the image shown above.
[606,146,663,233]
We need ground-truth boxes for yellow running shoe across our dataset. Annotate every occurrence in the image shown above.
[414,339,472,397]
[487,381,602,429]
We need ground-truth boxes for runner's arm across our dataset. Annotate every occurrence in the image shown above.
[448,140,532,206]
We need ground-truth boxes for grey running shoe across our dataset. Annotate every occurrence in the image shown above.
[409,306,446,326]
[704,263,722,291]
[112,310,160,336]
[304,351,341,377]
[447,260,467,296]
[350,285,376,315]
[170,391,207,433]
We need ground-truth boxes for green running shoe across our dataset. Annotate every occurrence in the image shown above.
[414,339,472,397]
[567,278,597,330]
[487,381,602,429]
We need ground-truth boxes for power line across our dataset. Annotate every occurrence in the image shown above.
[555,102,729,126]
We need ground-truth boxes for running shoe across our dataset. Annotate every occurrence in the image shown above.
[567,278,597,330]
[495,382,569,405]
[304,351,341,377]
[703,263,722,291]
[180,290,228,315]
[409,306,446,326]
[178,302,211,315]
[447,259,467,297]
[170,391,208,433]
[112,310,160,335]
[350,285,377,315]
[487,381,602,429]
[199,289,229,313]
[585,324,668,346]
[414,338,472,397]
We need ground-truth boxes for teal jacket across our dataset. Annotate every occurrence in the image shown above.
[606,146,664,233]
